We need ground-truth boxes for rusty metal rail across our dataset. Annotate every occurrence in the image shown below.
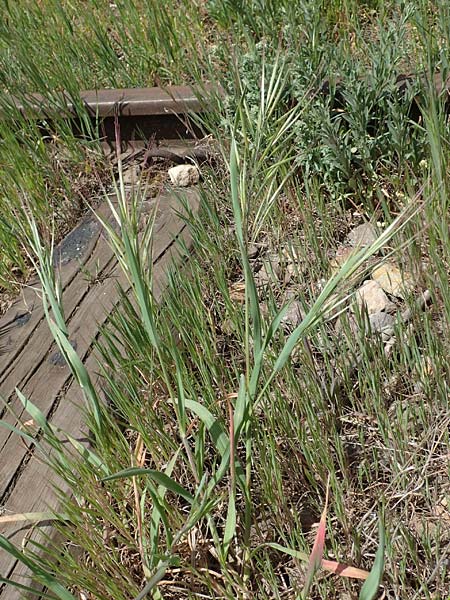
[3,74,450,151]
[10,86,206,117]
[3,85,216,149]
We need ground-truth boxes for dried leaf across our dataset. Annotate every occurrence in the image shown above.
[322,559,369,580]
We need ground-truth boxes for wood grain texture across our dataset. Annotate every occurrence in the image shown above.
[0,187,199,598]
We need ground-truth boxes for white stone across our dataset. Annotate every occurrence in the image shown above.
[353,280,395,315]
[168,164,200,187]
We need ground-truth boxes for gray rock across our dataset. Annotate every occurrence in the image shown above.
[369,311,395,332]
[346,223,379,248]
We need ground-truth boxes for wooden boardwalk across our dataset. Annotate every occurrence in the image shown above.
[0,185,199,597]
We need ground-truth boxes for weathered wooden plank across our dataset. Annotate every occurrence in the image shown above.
[0,199,169,425]
[0,224,194,594]
[0,194,189,500]
[0,190,197,596]
[0,201,116,380]
[0,221,99,378]
[0,198,168,384]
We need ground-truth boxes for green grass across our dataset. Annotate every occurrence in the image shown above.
[1,0,450,598]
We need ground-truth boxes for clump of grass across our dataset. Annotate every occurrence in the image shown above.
[0,1,205,94]
[2,137,405,597]
[2,1,450,598]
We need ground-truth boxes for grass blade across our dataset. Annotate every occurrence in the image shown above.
[0,535,77,600]
[15,388,55,438]
[229,139,262,359]
[102,468,194,503]
[185,398,229,457]
[47,319,103,433]
[0,512,69,524]
[133,560,172,600]
[359,520,385,600]
[223,490,236,558]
